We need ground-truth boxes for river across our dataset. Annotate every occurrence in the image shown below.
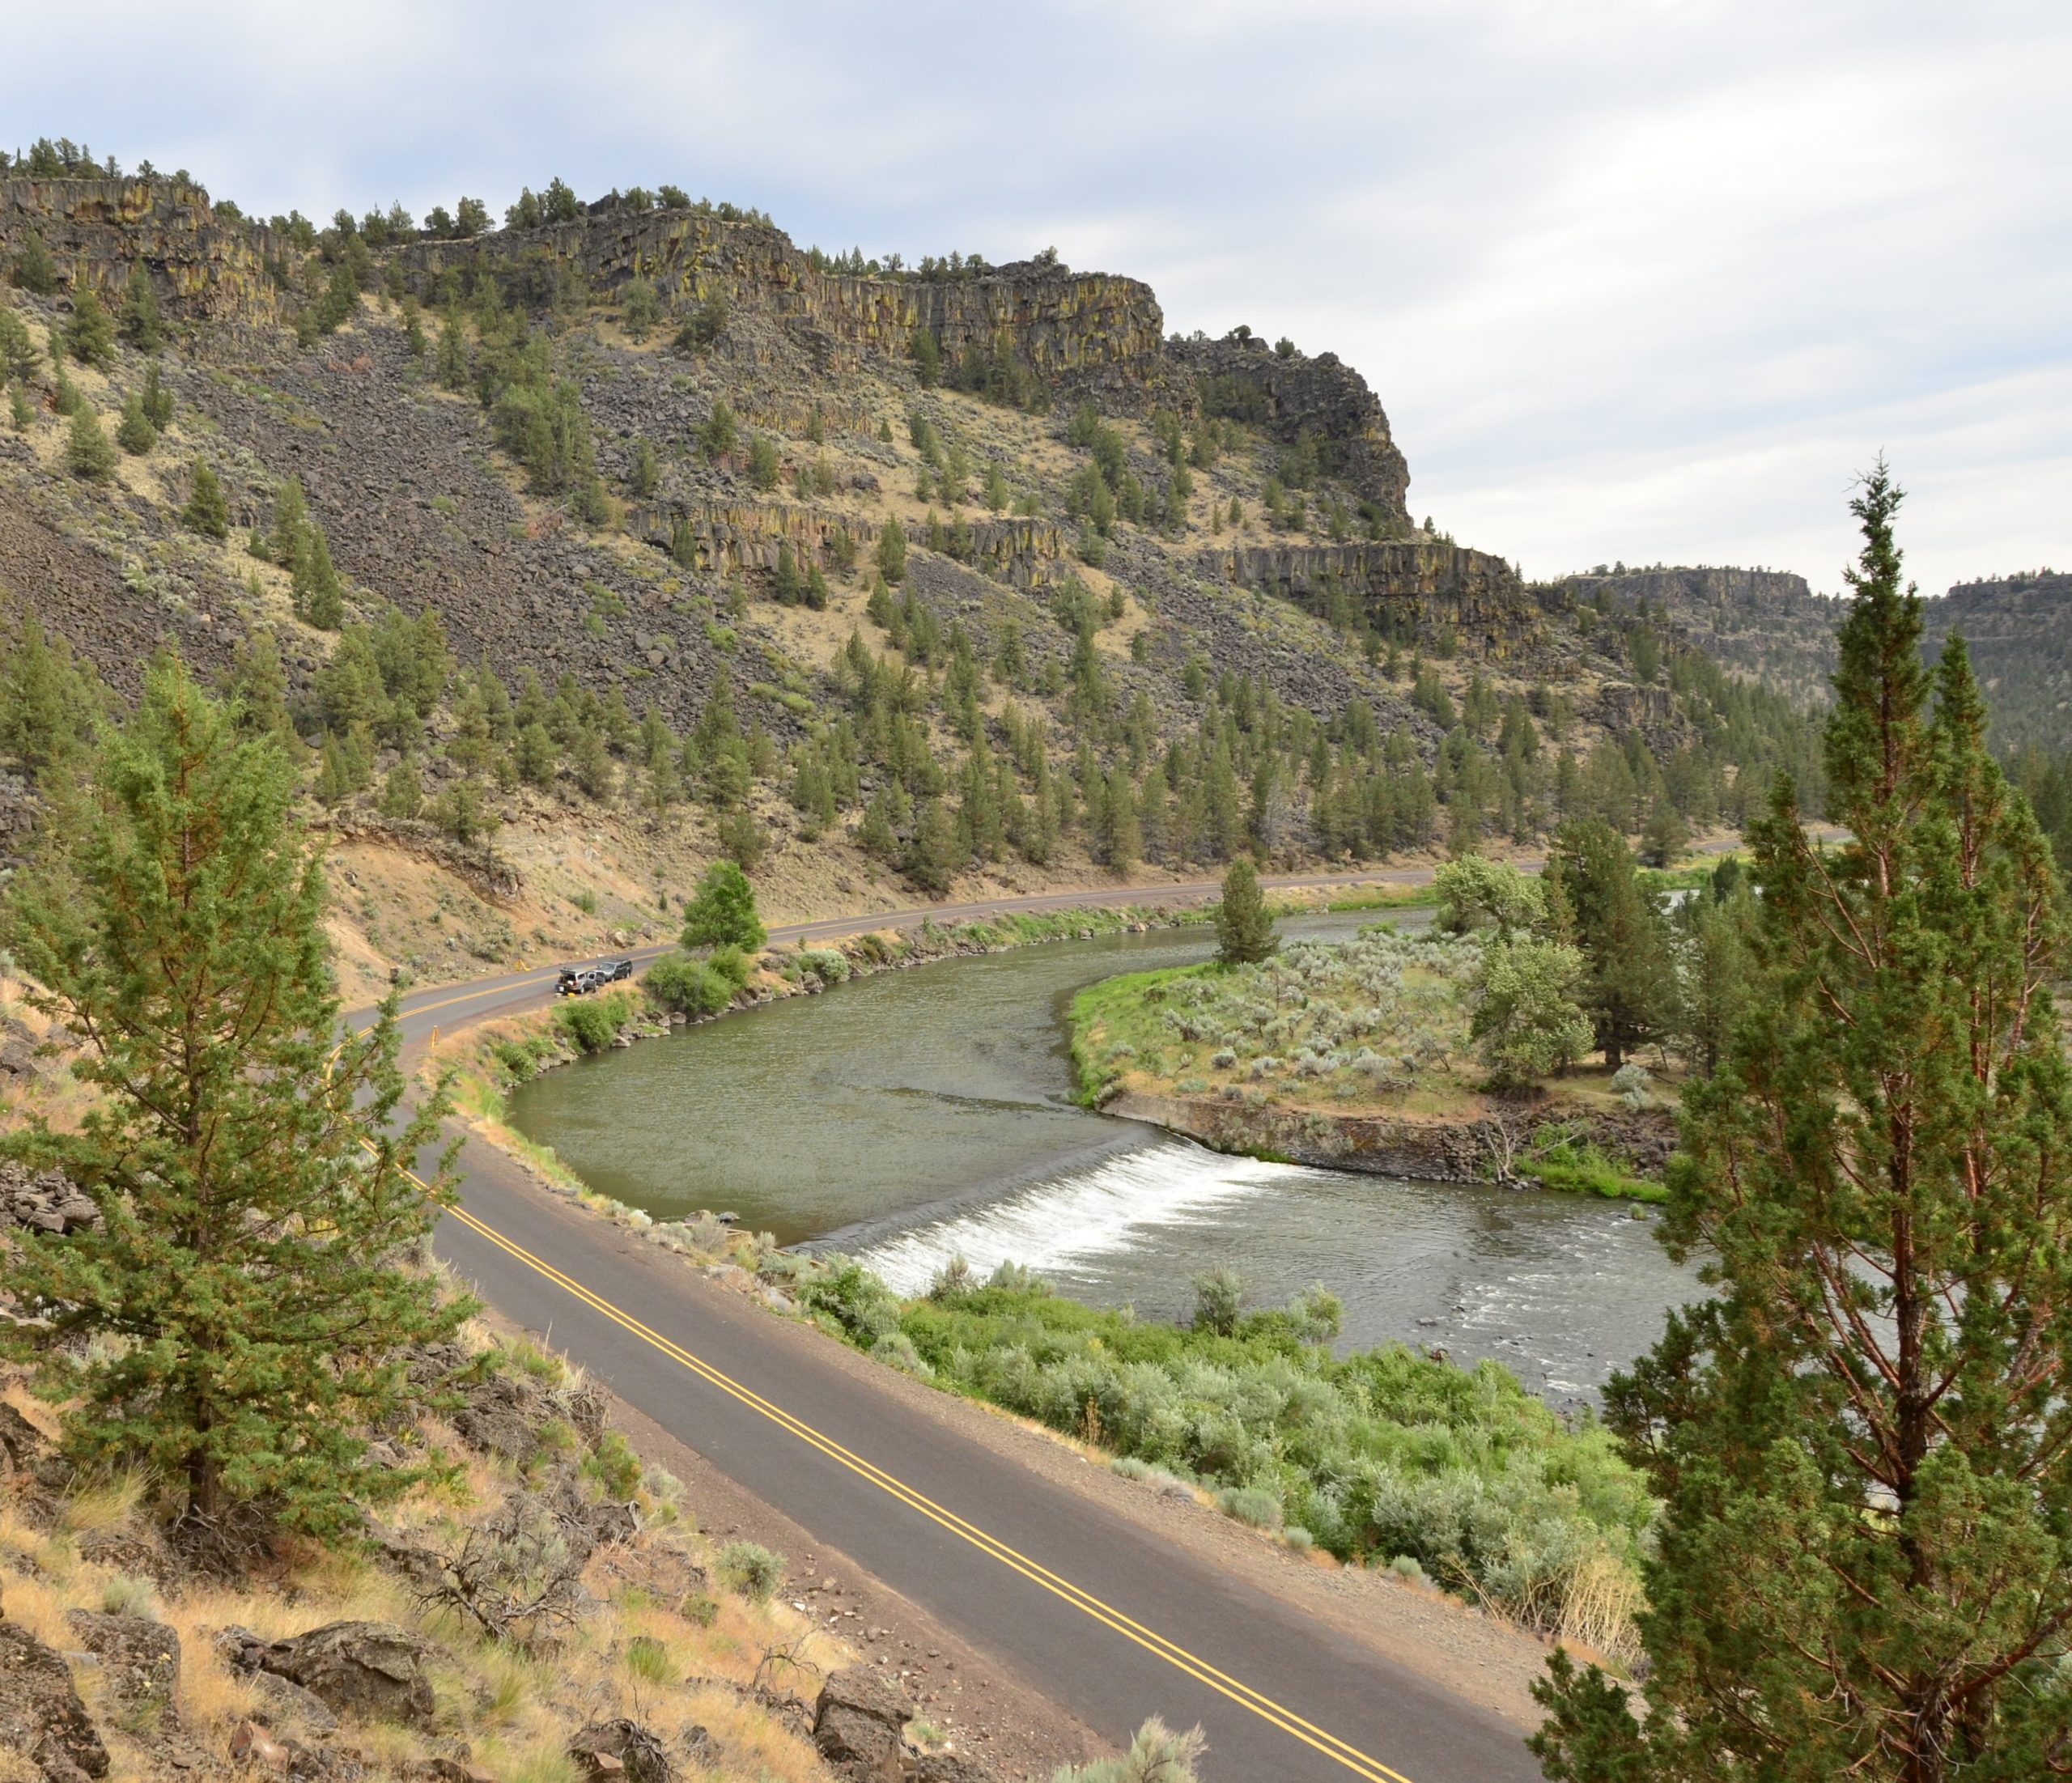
[506,915,1705,1407]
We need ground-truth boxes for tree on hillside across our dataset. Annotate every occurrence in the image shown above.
[877,515,907,584]
[120,264,163,352]
[182,458,230,538]
[681,858,765,952]
[1548,818,1674,1070]
[1531,464,2072,1781]
[63,287,115,365]
[12,231,58,296]
[65,405,116,480]
[1214,858,1275,966]
[0,658,469,1539]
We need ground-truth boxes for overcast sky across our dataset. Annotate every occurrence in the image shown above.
[9,0,2066,596]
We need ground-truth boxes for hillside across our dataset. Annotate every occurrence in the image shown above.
[0,152,1819,988]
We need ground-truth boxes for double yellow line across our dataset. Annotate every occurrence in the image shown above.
[421,1183,1418,1781]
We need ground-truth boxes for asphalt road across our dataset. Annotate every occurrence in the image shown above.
[377,871,1549,1781]
[380,865,1454,1047]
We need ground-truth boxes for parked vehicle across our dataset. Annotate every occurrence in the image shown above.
[555,958,635,996]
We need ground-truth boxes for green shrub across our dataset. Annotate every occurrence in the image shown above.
[715,1541,784,1603]
[582,1429,643,1500]
[555,990,631,1053]
[643,952,732,1017]
[706,943,755,988]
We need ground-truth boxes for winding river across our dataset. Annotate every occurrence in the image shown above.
[507,915,1705,1408]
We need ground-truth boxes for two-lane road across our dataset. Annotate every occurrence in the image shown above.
[388,872,1548,1782]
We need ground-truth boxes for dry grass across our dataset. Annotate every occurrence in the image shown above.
[0,1339,848,1783]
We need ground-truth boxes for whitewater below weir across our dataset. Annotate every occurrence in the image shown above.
[507,915,1704,1407]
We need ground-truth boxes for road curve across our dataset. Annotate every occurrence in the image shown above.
[382,866,1452,1047]
[376,871,1548,1781]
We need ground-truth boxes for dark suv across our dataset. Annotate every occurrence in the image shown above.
[555,958,634,997]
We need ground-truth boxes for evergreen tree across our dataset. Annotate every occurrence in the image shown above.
[141,362,172,428]
[1548,818,1674,1069]
[681,858,766,950]
[294,523,345,629]
[65,405,116,479]
[910,326,942,388]
[182,458,231,537]
[63,287,115,365]
[120,264,163,351]
[1533,465,2072,1782]
[6,380,31,432]
[435,310,469,390]
[270,474,309,565]
[378,752,423,820]
[1214,858,1276,965]
[699,398,737,460]
[0,307,37,383]
[13,230,57,296]
[0,660,468,1535]
[877,515,907,584]
[629,435,659,500]
[115,389,156,455]
[622,275,659,342]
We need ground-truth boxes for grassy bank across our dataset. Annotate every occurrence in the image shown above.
[773,1254,1651,1662]
[1068,928,1672,1201]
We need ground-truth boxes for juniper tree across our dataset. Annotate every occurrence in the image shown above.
[1531,465,2072,1781]
[1548,818,1674,1069]
[0,659,469,1536]
[0,307,36,383]
[182,458,230,537]
[66,405,116,479]
[294,523,345,629]
[120,264,162,351]
[14,231,57,295]
[115,389,156,455]
[141,362,172,429]
[1214,858,1275,966]
[63,287,115,365]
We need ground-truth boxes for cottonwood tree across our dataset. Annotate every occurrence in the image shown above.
[1531,465,2072,1781]
[0,658,469,1539]
[681,857,765,951]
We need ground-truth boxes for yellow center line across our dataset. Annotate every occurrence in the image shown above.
[392,1154,1418,1782]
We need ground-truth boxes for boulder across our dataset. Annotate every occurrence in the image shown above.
[811,1666,910,1780]
[244,1668,340,1738]
[567,1719,669,1783]
[65,1611,179,1726]
[910,1755,999,1782]
[0,1619,109,1780]
[248,1621,435,1727]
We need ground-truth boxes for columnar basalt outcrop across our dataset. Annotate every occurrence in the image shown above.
[626,499,1066,588]
[0,177,283,321]
[390,214,1166,393]
[1169,333,1411,520]
[1204,538,1541,655]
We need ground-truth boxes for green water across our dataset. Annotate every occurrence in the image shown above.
[507,915,1704,1405]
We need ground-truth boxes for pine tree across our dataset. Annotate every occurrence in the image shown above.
[622,275,658,342]
[115,389,155,455]
[66,405,116,479]
[6,380,30,432]
[0,660,468,1535]
[63,287,115,365]
[1214,858,1275,965]
[182,458,230,537]
[910,326,942,388]
[436,310,469,390]
[1532,464,2072,1782]
[13,231,57,296]
[681,858,766,950]
[120,264,163,351]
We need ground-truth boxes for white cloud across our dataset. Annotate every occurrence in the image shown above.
[4,0,2064,592]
